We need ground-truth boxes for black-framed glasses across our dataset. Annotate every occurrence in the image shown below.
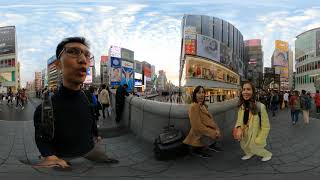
[58,47,93,61]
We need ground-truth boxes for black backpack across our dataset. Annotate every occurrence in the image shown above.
[153,105,189,160]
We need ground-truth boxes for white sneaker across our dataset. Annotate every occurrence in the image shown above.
[241,154,254,160]
[261,156,272,162]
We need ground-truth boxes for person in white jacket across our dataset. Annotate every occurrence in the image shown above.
[99,84,111,119]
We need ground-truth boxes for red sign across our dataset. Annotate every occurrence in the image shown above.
[101,56,108,64]
[185,39,196,55]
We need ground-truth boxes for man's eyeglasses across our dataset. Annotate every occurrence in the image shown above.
[58,47,94,61]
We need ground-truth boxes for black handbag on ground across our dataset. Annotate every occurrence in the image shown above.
[153,125,189,161]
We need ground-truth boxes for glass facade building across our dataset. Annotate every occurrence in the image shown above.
[180,15,245,103]
[295,27,320,93]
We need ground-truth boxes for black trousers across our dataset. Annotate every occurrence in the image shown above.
[115,103,124,122]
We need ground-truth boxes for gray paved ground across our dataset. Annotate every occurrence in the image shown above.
[1,99,320,179]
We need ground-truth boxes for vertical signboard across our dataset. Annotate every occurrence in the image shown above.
[0,26,15,55]
[84,67,93,84]
[184,26,197,55]
[110,57,121,87]
[121,60,134,92]
[316,31,320,57]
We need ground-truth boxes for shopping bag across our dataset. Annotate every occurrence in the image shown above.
[108,106,112,116]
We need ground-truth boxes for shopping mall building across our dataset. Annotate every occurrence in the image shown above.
[295,27,320,93]
[179,15,245,103]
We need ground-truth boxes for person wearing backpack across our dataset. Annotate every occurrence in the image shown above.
[33,37,119,169]
[314,90,320,114]
[99,84,111,119]
[270,90,279,117]
[300,90,311,125]
[289,91,301,125]
[234,81,272,162]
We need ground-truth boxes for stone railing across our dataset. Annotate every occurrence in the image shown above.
[115,95,239,143]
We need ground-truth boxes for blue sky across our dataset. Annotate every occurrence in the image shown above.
[0,0,319,86]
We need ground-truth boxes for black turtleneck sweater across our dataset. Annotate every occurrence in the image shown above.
[243,101,250,125]
[34,85,98,158]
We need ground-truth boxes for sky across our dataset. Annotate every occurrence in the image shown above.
[0,0,320,87]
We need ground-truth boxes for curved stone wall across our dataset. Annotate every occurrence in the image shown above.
[117,96,239,143]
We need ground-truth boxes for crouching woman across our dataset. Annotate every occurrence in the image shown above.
[234,81,272,162]
[183,86,222,158]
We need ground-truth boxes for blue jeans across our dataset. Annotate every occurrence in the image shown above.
[291,110,300,123]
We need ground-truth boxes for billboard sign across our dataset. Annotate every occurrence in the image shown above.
[245,39,261,47]
[121,48,134,60]
[111,57,121,68]
[135,61,142,73]
[0,26,15,55]
[84,67,93,84]
[109,46,121,58]
[273,49,288,67]
[134,73,142,80]
[275,40,288,52]
[101,56,108,65]
[143,63,152,78]
[316,31,320,57]
[135,79,142,86]
[197,34,220,62]
[110,67,121,87]
[0,72,13,82]
[184,26,197,55]
[121,60,134,92]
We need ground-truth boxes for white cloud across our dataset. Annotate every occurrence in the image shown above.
[58,11,84,21]
[118,4,148,15]
[98,6,116,13]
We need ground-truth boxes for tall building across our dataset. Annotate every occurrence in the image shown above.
[0,26,20,92]
[288,49,294,90]
[100,55,109,85]
[295,27,320,93]
[271,40,289,91]
[179,15,244,103]
[244,39,263,89]
[134,60,143,92]
[47,55,61,90]
[157,70,167,92]
[35,72,42,91]
[41,68,48,88]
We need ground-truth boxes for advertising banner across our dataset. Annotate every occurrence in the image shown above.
[89,57,95,67]
[273,49,288,67]
[220,43,232,68]
[134,73,142,80]
[109,46,121,58]
[197,34,220,62]
[135,61,142,73]
[111,67,121,87]
[184,26,197,55]
[0,72,12,82]
[0,26,15,55]
[316,31,320,57]
[135,79,142,86]
[84,67,93,84]
[121,48,134,60]
[143,63,152,78]
[245,39,261,47]
[101,56,108,65]
[121,60,134,91]
[275,40,288,52]
[111,57,121,68]
[274,67,281,74]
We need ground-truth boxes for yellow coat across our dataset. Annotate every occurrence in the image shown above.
[235,103,272,157]
[183,103,220,147]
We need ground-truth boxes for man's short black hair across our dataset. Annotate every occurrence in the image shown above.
[123,84,128,88]
[56,37,90,59]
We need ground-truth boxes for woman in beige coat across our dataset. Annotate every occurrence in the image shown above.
[234,81,272,162]
[99,84,111,119]
[183,86,222,158]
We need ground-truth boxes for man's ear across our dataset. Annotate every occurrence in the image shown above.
[55,59,62,71]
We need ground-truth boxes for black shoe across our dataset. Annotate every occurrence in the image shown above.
[104,158,119,164]
[191,150,211,158]
[208,144,223,152]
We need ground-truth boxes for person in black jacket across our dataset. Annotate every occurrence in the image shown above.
[34,37,118,169]
[115,84,129,123]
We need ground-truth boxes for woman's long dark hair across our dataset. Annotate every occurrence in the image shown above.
[238,81,258,115]
[192,85,206,105]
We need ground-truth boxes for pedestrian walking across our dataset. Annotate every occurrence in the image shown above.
[283,91,289,108]
[300,90,311,125]
[234,81,272,162]
[99,84,111,119]
[289,91,301,125]
[314,90,320,114]
[183,86,222,158]
[115,84,129,123]
[271,90,279,117]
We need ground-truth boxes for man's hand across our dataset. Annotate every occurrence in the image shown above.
[94,136,102,144]
[34,155,70,168]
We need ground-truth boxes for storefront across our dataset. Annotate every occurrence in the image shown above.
[182,55,240,104]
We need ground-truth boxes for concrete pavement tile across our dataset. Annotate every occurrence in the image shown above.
[272,163,315,173]
[129,152,152,163]
[130,158,171,173]
[80,166,148,177]
[0,164,36,174]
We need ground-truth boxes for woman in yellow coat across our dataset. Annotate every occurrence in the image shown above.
[234,81,272,162]
[183,86,222,158]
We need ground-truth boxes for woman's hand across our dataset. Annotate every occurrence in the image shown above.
[235,127,242,141]
[34,155,70,168]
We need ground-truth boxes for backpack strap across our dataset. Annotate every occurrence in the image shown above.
[256,102,262,129]
[40,94,55,141]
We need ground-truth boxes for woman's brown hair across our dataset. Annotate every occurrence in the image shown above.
[238,81,258,114]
